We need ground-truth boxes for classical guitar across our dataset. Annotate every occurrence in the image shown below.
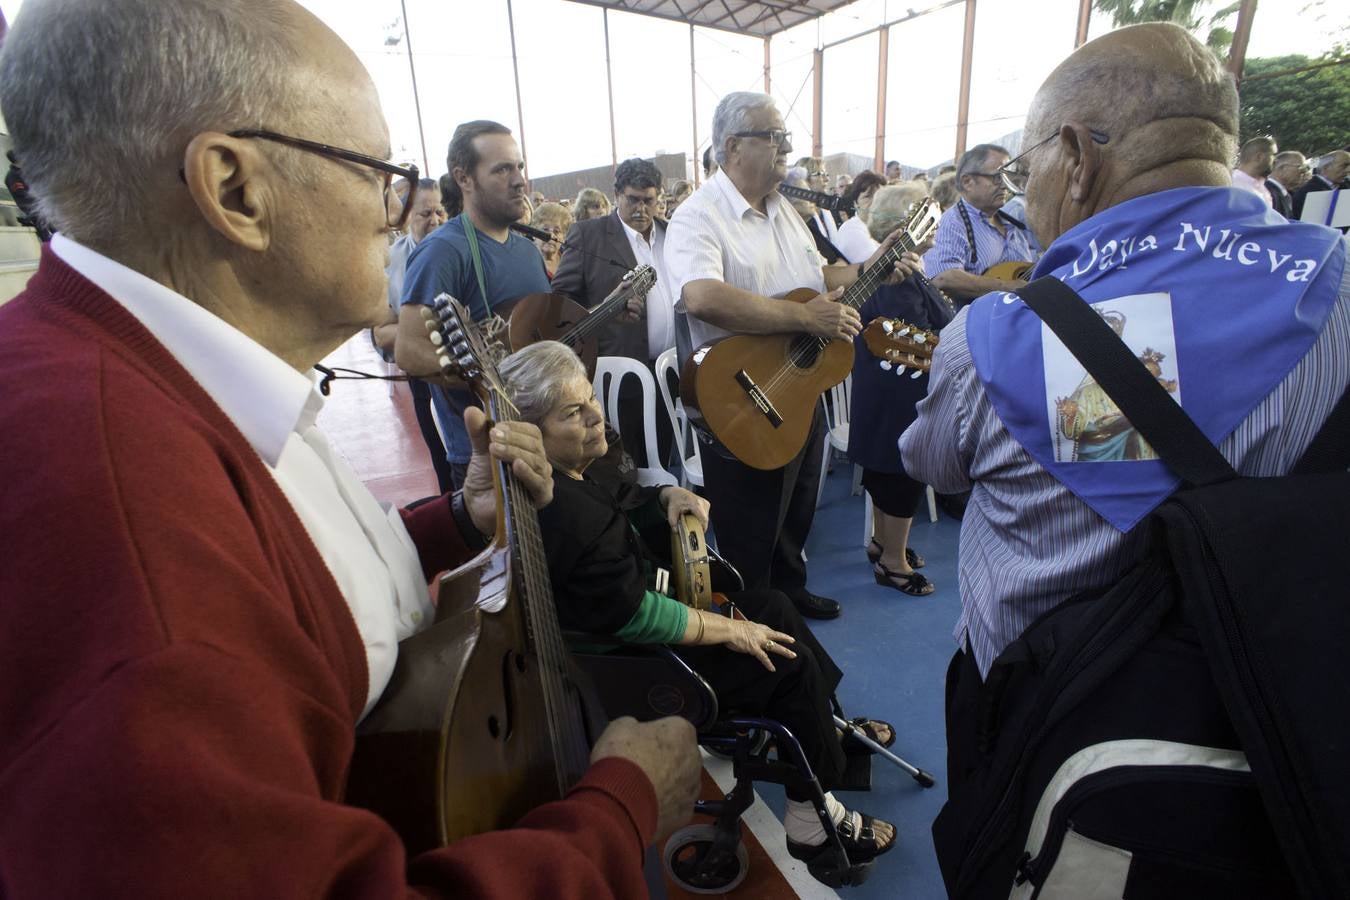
[345,296,606,855]
[861,316,938,377]
[680,198,942,470]
[505,265,657,375]
[778,182,855,216]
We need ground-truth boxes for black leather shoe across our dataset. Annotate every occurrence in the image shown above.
[788,591,842,620]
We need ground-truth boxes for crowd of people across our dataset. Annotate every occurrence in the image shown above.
[1,0,1346,896]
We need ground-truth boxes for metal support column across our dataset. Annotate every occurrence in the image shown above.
[506,0,529,173]
[1074,0,1091,48]
[953,0,977,163]
[603,9,618,172]
[399,0,430,174]
[812,48,823,158]
[1228,0,1259,83]
[691,24,700,186]
[763,36,771,94]
[874,26,889,172]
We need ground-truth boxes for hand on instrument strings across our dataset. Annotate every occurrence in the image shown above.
[463,406,553,536]
[658,486,710,530]
[801,287,860,341]
[590,716,701,842]
[619,293,645,323]
[723,618,797,672]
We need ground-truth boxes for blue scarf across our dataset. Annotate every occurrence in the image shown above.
[966,186,1345,531]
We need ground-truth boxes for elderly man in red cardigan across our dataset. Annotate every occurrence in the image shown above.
[0,0,700,896]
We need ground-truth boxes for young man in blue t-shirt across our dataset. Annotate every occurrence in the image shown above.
[395,120,549,488]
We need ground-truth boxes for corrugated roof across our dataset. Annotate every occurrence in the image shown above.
[563,0,859,38]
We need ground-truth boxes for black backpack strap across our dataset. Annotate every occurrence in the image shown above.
[1292,385,1350,475]
[1017,276,1237,487]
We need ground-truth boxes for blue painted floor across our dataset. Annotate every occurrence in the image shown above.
[758,463,963,899]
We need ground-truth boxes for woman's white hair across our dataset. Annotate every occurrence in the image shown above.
[498,341,589,426]
[0,0,306,248]
[867,183,929,242]
[711,91,775,166]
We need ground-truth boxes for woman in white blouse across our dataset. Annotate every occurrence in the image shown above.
[833,170,889,264]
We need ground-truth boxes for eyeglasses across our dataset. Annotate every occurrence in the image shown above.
[619,193,662,209]
[227,129,420,229]
[734,129,793,148]
[996,127,1110,195]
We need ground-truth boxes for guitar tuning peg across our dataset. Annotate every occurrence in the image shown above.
[897,326,912,337]
[896,364,907,375]
[428,330,444,346]
[911,369,923,379]
[881,320,895,334]
[879,360,892,371]
[913,334,926,344]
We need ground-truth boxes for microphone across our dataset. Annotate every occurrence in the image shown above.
[510,221,629,271]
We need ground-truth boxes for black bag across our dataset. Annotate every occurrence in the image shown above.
[932,276,1350,899]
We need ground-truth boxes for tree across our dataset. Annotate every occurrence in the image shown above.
[1239,55,1350,158]
[1093,0,1240,57]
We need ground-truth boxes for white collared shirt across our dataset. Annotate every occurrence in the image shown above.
[664,169,826,349]
[51,234,434,718]
[617,216,675,359]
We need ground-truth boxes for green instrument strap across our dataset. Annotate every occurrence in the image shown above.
[459,212,491,311]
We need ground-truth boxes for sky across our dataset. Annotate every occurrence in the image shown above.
[1,0,1338,180]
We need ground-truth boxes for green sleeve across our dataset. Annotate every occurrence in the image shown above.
[612,590,689,645]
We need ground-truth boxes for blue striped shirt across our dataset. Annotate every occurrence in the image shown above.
[901,235,1350,677]
[922,197,1036,278]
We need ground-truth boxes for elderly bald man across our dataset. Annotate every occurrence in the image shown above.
[0,0,700,896]
[1293,148,1350,221]
[902,15,1349,797]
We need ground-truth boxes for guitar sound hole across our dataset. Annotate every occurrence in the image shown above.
[788,335,822,369]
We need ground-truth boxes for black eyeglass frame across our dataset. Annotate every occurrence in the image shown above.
[227,129,420,229]
[997,127,1110,195]
[732,129,793,148]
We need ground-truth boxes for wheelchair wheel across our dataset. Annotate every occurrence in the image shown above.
[662,824,750,894]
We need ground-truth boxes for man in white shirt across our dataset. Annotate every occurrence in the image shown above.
[1231,135,1277,206]
[664,91,917,619]
[552,157,675,468]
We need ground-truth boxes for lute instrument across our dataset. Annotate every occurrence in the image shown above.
[345,295,605,855]
[861,316,938,377]
[505,265,657,375]
[983,260,1033,281]
[679,198,942,470]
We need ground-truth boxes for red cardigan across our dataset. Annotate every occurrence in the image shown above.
[0,250,658,898]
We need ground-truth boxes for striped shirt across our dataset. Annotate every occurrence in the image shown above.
[900,235,1350,677]
[922,197,1036,278]
[664,169,825,349]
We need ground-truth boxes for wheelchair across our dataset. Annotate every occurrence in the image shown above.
[572,543,903,892]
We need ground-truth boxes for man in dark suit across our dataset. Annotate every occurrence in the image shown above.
[1293,149,1350,221]
[552,157,676,470]
[1265,151,1309,219]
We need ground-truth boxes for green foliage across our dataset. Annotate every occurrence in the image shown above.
[1239,55,1350,157]
[1092,0,1239,57]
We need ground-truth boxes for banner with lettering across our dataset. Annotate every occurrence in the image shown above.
[965,186,1345,531]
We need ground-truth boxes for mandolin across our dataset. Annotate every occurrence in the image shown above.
[345,295,606,855]
[505,265,657,375]
[778,182,855,216]
[861,316,938,377]
[983,260,1033,281]
[680,198,942,471]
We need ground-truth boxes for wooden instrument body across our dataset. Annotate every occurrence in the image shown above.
[984,260,1033,281]
[505,292,597,374]
[680,287,853,471]
[670,512,714,610]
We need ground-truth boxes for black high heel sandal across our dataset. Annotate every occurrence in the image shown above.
[866,540,925,569]
[872,561,935,596]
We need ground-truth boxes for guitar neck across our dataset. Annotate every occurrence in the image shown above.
[839,233,919,312]
[778,182,854,215]
[561,269,653,346]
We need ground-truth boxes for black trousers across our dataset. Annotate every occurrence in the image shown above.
[861,467,925,519]
[699,411,825,595]
[674,589,845,800]
[943,644,984,799]
[408,378,457,494]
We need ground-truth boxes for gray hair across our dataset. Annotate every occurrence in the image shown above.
[0,0,305,247]
[711,91,774,166]
[867,183,929,242]
[498,341,589,426]
[956,144,1008,183]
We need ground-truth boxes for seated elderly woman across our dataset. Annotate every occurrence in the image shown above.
[846,183,953,595]
[498,340,899,869]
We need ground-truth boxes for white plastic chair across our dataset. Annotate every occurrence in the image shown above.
[816,375,863,507]
[593,355,679,488]
[654,348,703,488]
[862,486,939,548]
